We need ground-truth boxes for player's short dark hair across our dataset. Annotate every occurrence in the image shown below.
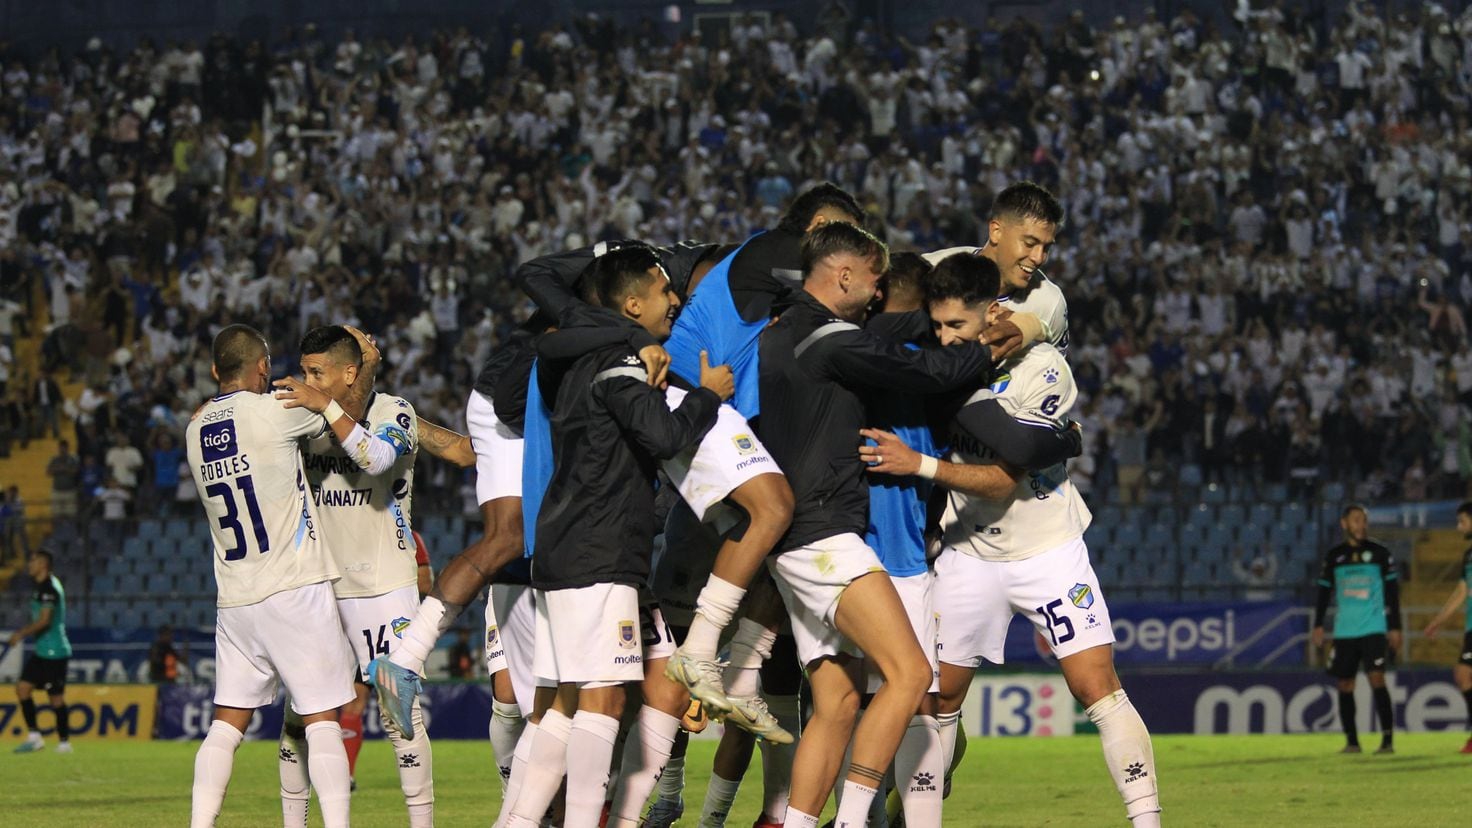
[212,324,268,382]
[925,253,1001,307]
[1458,502,1472,519]
[991,181,1065,227]
[1341,503,1367,519]
[884,252,932,301]
[778,182,864,235]
[299,325,362,366]
[31,550,53,570]
[589,245,665,309]
[800,222,889,279]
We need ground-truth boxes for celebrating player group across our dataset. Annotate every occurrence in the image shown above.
[185,181,1163,827]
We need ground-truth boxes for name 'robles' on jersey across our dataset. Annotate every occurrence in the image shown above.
[302,392,420,599]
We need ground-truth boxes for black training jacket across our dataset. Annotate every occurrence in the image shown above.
[531,320,721,590]
[756,291,995,553]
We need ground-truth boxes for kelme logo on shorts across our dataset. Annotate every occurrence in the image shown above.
[391,617,412,638]
[618,620,637,649]
[1068,583,1093,609]
[732,434,757,455]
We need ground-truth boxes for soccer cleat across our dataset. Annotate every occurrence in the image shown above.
[664,649,732,714]
[642,796,683,828]
[1375,743,1395,755]
[682,698,709,734]
[721,694,794,744]
[367,656,423,739]
[1460,736,1472,754]
[1340,744,1362,754]
[13,734,43,753]
[54,742,73,754]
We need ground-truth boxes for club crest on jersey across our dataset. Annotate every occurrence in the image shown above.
[391,617,412,638]
[732,434,757,455]
[1068,583,1094,609]
[988,373,1011,394]
[618,620,637,649]
[486,625,499,647]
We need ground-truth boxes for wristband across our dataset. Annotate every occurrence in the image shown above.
[323,400,346,424]
[917,454,939,480]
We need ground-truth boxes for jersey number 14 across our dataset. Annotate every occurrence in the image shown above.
[205,475,270,560]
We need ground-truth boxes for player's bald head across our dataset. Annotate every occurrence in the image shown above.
[212,324,269,383]
[299,325,363,367]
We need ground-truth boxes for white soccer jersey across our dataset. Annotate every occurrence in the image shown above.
[923,245,1070,351]
[940,342,1091,562]
[187,391,335,608]
[302,392,419,599]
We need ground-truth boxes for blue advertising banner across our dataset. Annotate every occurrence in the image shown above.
[156,683,494,741]
[0,627,218,685]
[1125,669,1468,734]
[999,601,1308,668]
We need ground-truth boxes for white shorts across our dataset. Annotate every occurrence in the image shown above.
[467,389,524,505]
[486,583,537,711]
[661,388,780,522]
[214,581,357,715]
[337,583,422,681]
[769,533,889,667]
[866,572,939,694]
[532,584,677,686]
[935,537,1115,668]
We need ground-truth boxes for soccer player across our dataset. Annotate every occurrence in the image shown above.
[503,247,731,828]
[924,181,1069,351]
[1312,504,1403,754]
[861,253,1159,827]
[273,325,434,827]
[756,223,1015,828]
[10,550,73,754]
[186,325,358,828]
[1420,501,1472,754]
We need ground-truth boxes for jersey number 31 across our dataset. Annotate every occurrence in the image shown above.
[205,475,270,560]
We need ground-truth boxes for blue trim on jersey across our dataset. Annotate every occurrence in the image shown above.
[521,359,554,559]
[663,237,766,419]
[864,351,934,578]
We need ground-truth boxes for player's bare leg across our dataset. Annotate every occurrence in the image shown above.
[1059,644,1160,827]
[669,474,793,712]
[374,497,522,736]
[785,573,930,827]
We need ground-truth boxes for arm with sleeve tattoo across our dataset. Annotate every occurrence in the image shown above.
[418,418,476,468]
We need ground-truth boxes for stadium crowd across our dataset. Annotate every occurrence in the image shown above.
[2,0,1472,519]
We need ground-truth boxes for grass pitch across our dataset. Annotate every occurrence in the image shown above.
[5,732,1466,826]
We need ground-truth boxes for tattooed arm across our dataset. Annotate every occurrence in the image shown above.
[418,417,476,468]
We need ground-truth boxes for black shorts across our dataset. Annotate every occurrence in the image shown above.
[20,655,69,693]
[1327,634,1389,679]
[1460,632,1472,668]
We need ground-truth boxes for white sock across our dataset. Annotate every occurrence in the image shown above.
[697,773,743,827]
[278,718,311,828]
[1087,690,1160,825]
[391,596,451,673]
[783,806,820,828]
[305,721,352,828]
[834,780,878,828]
[722,618,777,697]
[566,711,622,827]
[611,706,682,823]
[191,720,244,828]
[389,699,435,827]
[495,719,540,828]
[654,729,689,803]
[759,694,799,820]
[937,710,961,788]
[490,698,525,793]
[508,711,571,825]
[683,576,746,660]
[893,714,943,828]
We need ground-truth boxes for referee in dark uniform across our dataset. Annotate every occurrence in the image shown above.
[10,550,73,753]
[1311,505,1401,754]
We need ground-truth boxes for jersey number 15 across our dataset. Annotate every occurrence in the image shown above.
[205,475,270,560]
